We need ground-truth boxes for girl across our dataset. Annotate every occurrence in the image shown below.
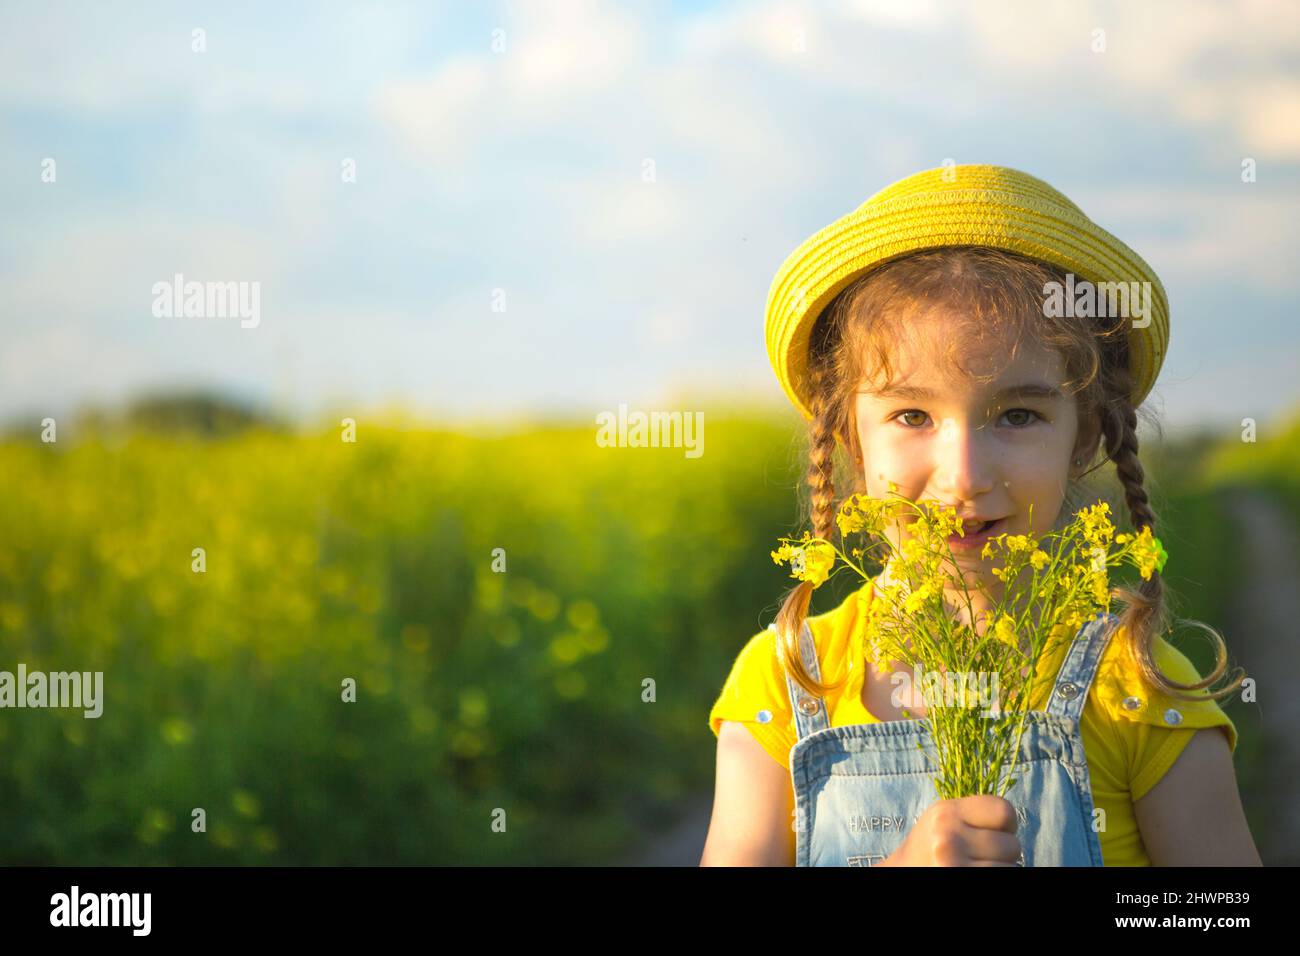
[701,164,1260,867]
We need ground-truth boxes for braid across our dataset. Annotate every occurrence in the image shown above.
[1102,372,1167,630]
[775,328,850,699]
[1103,363,1246,703]
[1111,401,1156,535]
[806,360,839,545]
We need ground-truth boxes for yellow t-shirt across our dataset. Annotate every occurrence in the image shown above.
[708,577,1239,867]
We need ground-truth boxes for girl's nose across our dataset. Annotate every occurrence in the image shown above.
[932,417,996,500]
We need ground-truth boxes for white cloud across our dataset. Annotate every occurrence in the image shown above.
[684,0,1300,161]
[637,308,692,349]
[506,0,643,96]
[958,0,1300,160]
[0,326,158,414]
[375,56,494,169]
[578,179,688,242]
[1158,345,1300,429]
[1079,188,1300,292]
[1239,78,1300,160]
[378,0,646,166]
[841,0,945,30]
[0,2,447,116]
[2,214,286,319]
[744,5,821,64]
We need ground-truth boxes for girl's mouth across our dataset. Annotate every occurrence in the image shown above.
[948,517,1006,551]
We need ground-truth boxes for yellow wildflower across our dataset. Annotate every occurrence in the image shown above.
[771,533,837,588]
[924,502,965,540]
[1091,571,1109,606]
[993,614,1016,645]
[1030,549,1050,571]
[901,536,931,567]
[836,494,869,537]
[1078,502,1115,547]
[1129,527,1169,580]
[836,493,907,539]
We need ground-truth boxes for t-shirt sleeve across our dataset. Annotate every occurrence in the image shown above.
[1093,630,1239,803]
[708,626,797,771]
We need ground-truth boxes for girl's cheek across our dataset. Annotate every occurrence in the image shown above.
[865,446,922,485]
[1015,468,1068,499]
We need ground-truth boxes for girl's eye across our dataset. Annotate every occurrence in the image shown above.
[1000,408,1042,427]
[890,408,1043,428]
[894,410,929,428]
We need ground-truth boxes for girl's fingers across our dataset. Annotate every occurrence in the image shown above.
[955,795,1019,834]
[960,824,1022,863]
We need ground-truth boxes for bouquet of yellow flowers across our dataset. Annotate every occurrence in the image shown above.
[771,484,1168,800]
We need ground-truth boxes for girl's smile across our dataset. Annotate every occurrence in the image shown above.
[946,515,1008,551]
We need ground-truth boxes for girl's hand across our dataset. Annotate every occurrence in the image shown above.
[880,795,1021,866]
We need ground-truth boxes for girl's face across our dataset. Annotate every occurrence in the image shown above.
[852,306,1100,605]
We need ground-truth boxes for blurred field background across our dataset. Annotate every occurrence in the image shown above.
[1,395,1296,865]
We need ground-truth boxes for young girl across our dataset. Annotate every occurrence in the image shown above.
[700,164,1260,867]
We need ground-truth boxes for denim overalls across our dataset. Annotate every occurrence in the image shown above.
[782,610,1117,866]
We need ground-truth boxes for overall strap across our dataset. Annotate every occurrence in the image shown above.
[776,621,831,740]
[1044,611,1119,720]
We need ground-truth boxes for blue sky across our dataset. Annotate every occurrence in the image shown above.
[2,0,1298,435]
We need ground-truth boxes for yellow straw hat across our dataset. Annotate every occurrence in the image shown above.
[765,164,1169,433]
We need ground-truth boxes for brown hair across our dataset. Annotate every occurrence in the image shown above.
[776,245,1246,707]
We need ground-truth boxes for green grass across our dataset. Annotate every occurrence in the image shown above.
[0,414,810,863]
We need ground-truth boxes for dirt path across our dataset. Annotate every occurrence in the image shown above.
[1221,488,1300,865]
[618,793,713,867]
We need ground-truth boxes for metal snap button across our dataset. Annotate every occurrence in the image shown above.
[1122,696,1143,711]
[798,696,821,716]
[1163,708,1183,726]
[756,709,773,724]
[1056,681,1080,700]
